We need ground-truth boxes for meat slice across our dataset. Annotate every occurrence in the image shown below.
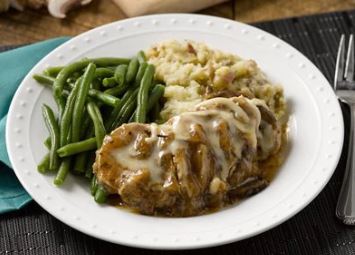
[94,96,282,216]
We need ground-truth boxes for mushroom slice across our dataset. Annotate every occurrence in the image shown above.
[47,0,92,18]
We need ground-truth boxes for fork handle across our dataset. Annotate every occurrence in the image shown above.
[336,103,355,225]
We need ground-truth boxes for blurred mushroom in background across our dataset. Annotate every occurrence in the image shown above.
[1,0,230,19]
[0,0,93,18]
[112,0,229,17]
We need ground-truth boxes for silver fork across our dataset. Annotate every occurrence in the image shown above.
[334,34,355,225]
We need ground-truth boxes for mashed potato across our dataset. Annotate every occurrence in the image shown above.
[146,40,286,121]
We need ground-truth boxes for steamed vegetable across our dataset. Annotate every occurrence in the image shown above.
[34,51,165,203]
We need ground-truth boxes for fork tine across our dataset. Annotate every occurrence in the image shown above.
[345,34,354,82]
[334,34,346,89]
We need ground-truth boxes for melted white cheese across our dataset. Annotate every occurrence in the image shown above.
[111,96,263,184]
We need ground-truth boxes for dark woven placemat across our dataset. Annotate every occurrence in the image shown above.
[1,10,355,255]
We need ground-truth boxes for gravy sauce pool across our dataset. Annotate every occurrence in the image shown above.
[261,124,289,182]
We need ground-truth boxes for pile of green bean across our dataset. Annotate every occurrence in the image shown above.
[33,51,165,204]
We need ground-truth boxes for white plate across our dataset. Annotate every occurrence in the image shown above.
[6,14,344,250]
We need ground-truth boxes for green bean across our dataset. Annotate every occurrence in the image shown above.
[94,68,114,79]
[62,90,70,98]
[44,136,51,149]
[67,71,82,84]
[71,71,82,79]
[103,65,129,94]
[54,58,129,89]
[34,75,119,108]
[135,64,155,123]
[137,50,146,64]
[87,101,106,147]
[128,111,136,123]
[85,153,95,179]
[67,82,120,108]
[34,74,72,92]
[54,62,87,102]
[151,103,161,122]
[127,109,137,123]
[110,89,138,130]
[91,176,98,195]
[54,158,71,186]
[114,98,137,128]
[92,57,130,66]
[116,98,137,127]
[66,71,83,85]
[81,113,93,139]
[72,63,96,142]
[102,77,116,87]
[94,185,108,204]
[37,153,50,173]
[60,77,81,147]
[126,58,139,83]
[128,110,136,123]
[104,85,126,97]
[67,77,77,85]
[73,152,88,174]
[54,64,85,115]
[89,88,120,107]
[152,83,164,121]
[33,74,55,86]
[44,66,63,77]
[91,79,101,90]
[57,137,97,157]
[105,89,133,130]
[92,92,119,107]
[53,58,129,113]
[148,84,165,109]
[129,84,165,122]
[134,62,148,87]
[42,104,60,171]
[57,96,67,117]
[114,65,128,86]
[72,119,94,174]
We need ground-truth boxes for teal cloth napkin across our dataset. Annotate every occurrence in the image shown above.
[0,37,69,214]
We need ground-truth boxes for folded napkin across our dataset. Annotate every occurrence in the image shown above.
[112,0,229,17]
[0,37,69,214]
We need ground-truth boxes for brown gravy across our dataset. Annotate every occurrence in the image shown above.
[261,124,289,182]
[94,96,288,216]
[107,124,289,216]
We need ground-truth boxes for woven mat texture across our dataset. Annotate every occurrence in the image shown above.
[1,10,355,255]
